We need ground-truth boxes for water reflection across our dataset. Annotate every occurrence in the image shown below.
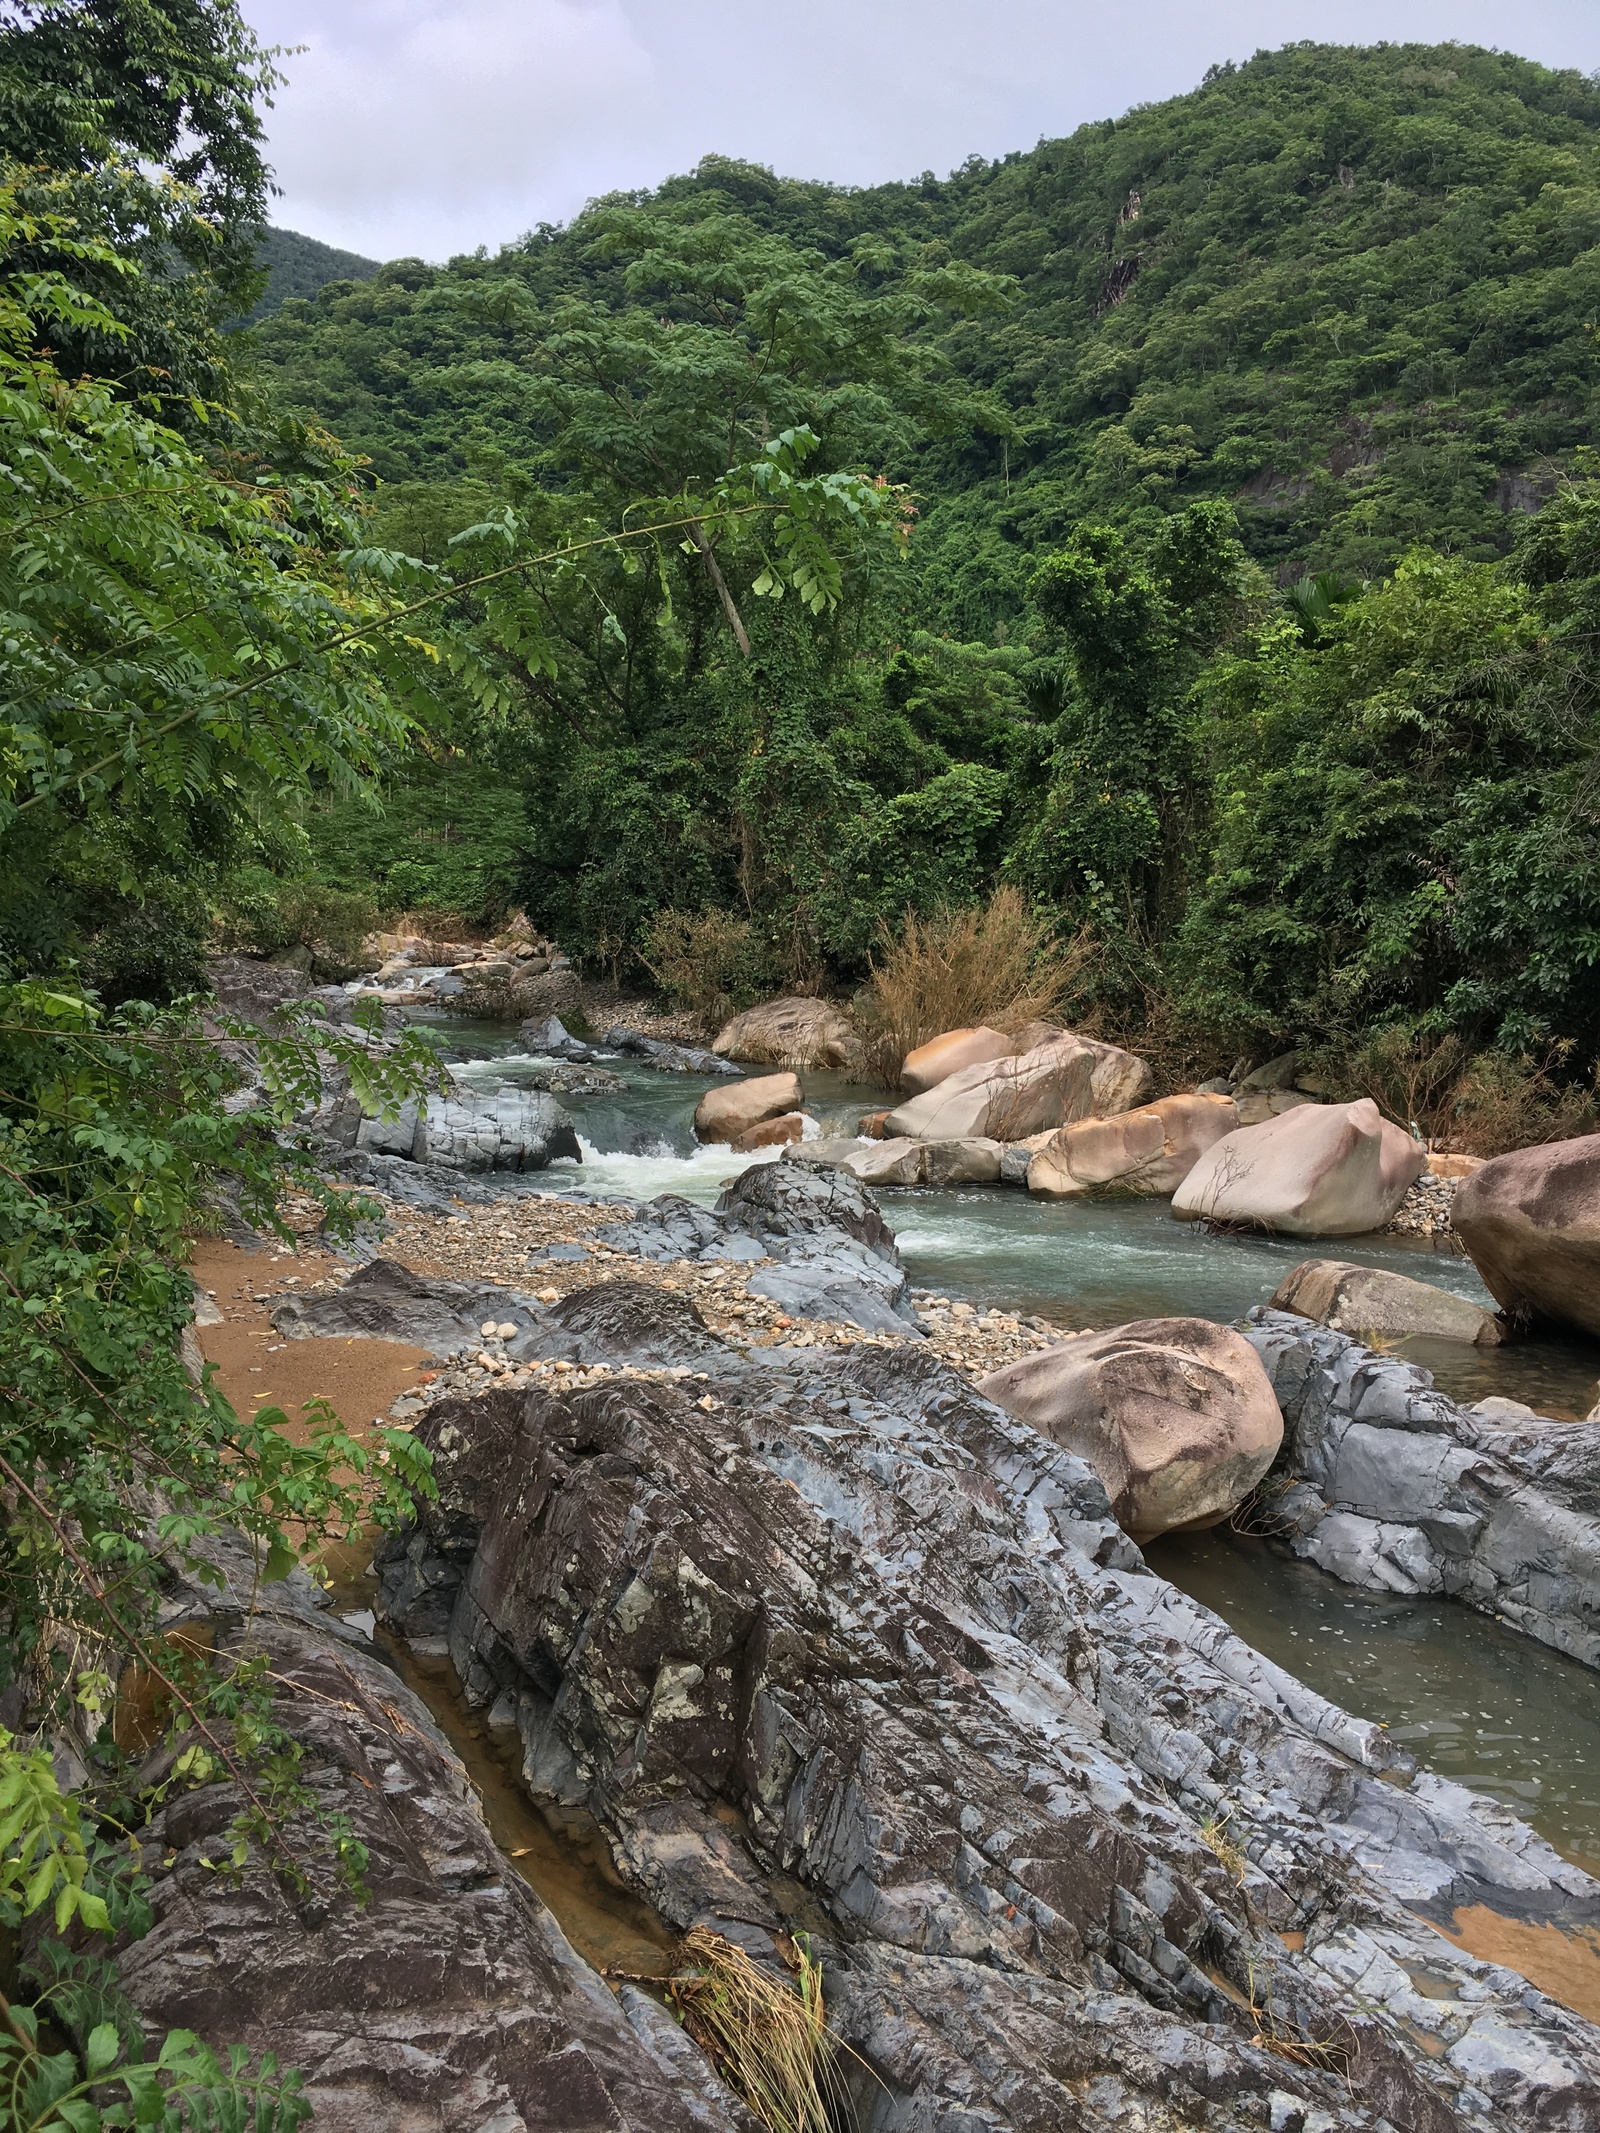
[1153,1526,1600,1867]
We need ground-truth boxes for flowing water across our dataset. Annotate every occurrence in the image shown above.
[410,1024,1600,1867]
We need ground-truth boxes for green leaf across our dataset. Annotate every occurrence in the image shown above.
[84,2021,120,2077]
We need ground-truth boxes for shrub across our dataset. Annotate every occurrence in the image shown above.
[1308,1022,1600,1154]
[639,909,774,1030]
[855,887,1092,1087]
[214,871,380,979]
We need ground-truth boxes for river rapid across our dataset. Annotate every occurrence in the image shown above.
[423,1023,1600,1869]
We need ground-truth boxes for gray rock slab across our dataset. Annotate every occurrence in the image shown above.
[1244,1308,1600,1667]
[373,1293,1600,2130]
[116,1605,753,2131]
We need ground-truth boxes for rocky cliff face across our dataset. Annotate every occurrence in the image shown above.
[372,1282,1600,2131]
[114,1559,755,2132]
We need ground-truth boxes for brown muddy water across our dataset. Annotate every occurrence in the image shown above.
[319,1540,678,1981]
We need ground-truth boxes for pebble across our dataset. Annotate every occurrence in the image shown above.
[340,1191,1074,1420]
[1382,1172,1464,1246]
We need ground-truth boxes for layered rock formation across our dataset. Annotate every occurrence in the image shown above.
[116,1558,752,2132]
[369,1279,1600,2131]
[1245,1308,1600,1665]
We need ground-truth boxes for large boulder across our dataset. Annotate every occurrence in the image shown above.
[1171,1098,1425,1236]
[411,1087,581,1171]
[728,1110,810,1151]
[1028,1092,1237,1200]
[1269,1259,1503,1345]
[118,1605,745,2130]
[1453,1134,1600,1336]
[803,1134,1003,1186]
[1080,1034,1154,1115]
[900,1025,1014,1093]
[977,1318,1283,1541]
[884,1034,1096,1141]
[693,1071,803,1144]
[713,995,859,1071]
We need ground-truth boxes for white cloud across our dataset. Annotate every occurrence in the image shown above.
[253,0,657,256]
[246,0,1600,260]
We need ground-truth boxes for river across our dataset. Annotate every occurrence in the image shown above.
[423,1025,1600,1869]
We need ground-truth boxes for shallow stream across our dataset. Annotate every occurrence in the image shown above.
[414,1024,1600,1869]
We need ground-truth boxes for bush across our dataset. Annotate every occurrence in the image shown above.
[214,871,380,979]
[639,909,774,1029]
[1307,1023,1600,1154]
[855,887,1092,1086]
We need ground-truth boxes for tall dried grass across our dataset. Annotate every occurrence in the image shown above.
[855,889,1094,1089]
[640,908,774,1032]
[1312,1025,1600,1155]
[664,1927,845,2133]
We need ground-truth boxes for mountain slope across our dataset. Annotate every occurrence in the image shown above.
[246,41,1600,629]
[240,225,381,324]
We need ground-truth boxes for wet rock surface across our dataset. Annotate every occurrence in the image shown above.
[117,1558,752,2132]
[372,1281,1600,2132]
[1245,1308,1600,1666]
[604,1025,741,1076]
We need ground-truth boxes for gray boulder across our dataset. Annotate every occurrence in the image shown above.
[270,1257,547,1355]
[1245,1308,1600,1664]
[412,1085,581,1170]
[604,1025,741,1075]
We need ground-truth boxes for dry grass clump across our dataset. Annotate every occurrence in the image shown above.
[856,888,1093,1088]
[640,908,774,1030]
[664,1927,845,2133]
[1308,1024,1600,1155]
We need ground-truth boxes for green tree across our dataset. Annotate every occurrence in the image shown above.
[1017,500,1251,932]
[1176,504,1600,1055]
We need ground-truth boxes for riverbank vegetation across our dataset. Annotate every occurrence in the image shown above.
[225,36,1600,1140]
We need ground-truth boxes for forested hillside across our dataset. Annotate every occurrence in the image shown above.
[250,42,1600,627]
[232,39,1600,1105]
[239,224,379,323]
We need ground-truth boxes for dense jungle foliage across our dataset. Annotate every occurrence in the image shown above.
[1,5,1598,2105]
[237,37,1600,1080]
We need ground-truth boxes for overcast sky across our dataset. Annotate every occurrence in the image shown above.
[243,1,1600,263]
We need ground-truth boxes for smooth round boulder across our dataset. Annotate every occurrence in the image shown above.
[693,1071,803,1145]
[1453,1134,1600,1337]
[1028,1092,1236,1200]
[1171,1098,1424,1236]
[714,997,858,1070]
[900,1026,1014,1094]
[976,1318,1283,1542]
[885,1034,1098,1141]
